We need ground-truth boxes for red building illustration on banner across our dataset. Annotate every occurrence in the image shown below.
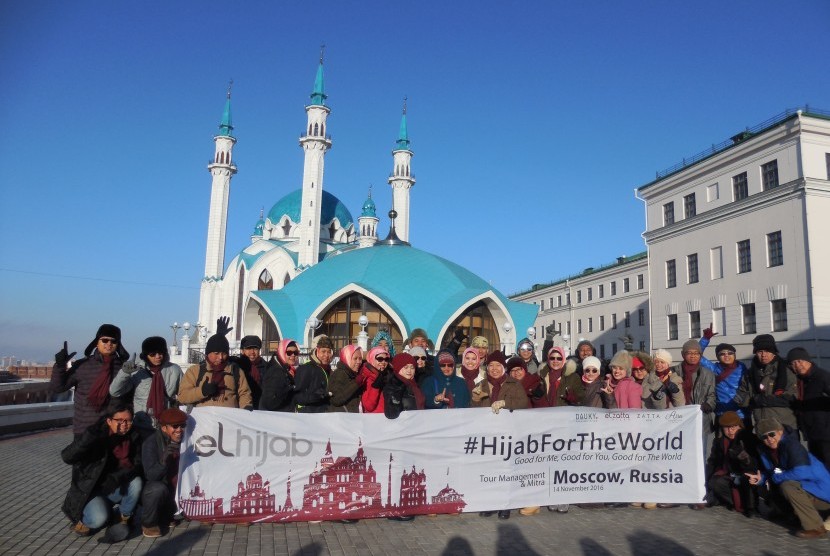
[180,437,465,523]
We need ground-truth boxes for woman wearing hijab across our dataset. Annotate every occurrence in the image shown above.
[423,350,471,409]
[383,353,425,419]
[328,344,365,413]
[540,346,584,407]
[601,351,642,409]
[360,346,391,414]
[259,339,298,412]
[457,347,484,393]
[370,330,396,357]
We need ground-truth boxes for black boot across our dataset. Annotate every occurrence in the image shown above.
[497,510,511,520]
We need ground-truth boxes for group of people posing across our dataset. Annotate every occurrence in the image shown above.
[51,320,830,539]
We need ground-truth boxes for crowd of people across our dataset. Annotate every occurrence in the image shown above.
[51,320,830,540]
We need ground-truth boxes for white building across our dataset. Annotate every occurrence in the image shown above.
[511,253,650,360]
[637,108,830,362]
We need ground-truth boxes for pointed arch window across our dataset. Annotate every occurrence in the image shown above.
[313,123,319,136]
[283,273,291,286]
[318,292,403,353]
[439,300,499,353]
[329,221,337,239]
[321,123,325,136]
[308,124,313,136]
[258,269,273,290]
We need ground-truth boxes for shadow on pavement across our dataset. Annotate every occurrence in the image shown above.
[442,536,475,555]
[627,530,695,556]
[579,538,615,555]
[145,527,208,556]
[497,523,541,555]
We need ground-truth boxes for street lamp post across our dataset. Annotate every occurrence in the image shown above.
[357,314,369,351]
[170,322,180,346]
[502,321,513,355]
[306,317,322,353]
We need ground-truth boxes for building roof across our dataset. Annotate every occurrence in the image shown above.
[251,244,537,342]
[511,251,648,297]
[266,189,354,228]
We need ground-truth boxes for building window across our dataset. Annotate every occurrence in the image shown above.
[767,231,783,267]
[738,239,752,273]
[666,259,677,288]
[707,183,719,202]
[624,278,630,293]
[772,300,788,332]
[540,299,545,311]
[733,172,748,201]
[558,294,562,306]
[566,321,571,335]
[611,281,617,296]
[566,292,571,305]
[668,314,678,341]
[624,311,631,328]
[687,253,699,284]
[549,297,554,309]
[588,318,593,333]
[638,309,645,326]
[637,274,644,290]
[762,160,779,190]
[599,345,606,359]
[577,290,582,304]
[612,313,617,329]
[600,315,605,331]
[577,319,583,334]
[639,340,646,351]
[684,193,696,218]
[611,343,618,354]
[742,303,757,334]
[690,311,701,338]
[711,246,723,279]
[663,202,675,225]
[587,287,593,301]
[598,284,604,298]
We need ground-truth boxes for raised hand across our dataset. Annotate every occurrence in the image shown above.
[122,353,138,374]
[55,341,77,369]
[702,323,717,340]
[216,316,233,336]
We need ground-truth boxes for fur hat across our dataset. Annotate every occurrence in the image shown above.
[85,323,128,358]
[158,407,187,426]
[652,349,673,366]
[205,333,229,354]
[313,335,334,350]
[582,356,601,372]
[471,336,489,349]
[715,343,736,356]
[681,339,702,354]
[786,347,812,365]
[506,356,527,373]
[718,411,743,428]
[630,351,654,373]
[485,351,506,367]
[406,328,433,350]
[576,340,596,356]
[391,353,416,372]
[755,418,783,438]
[240,335,262,349]
[752,334,778,354]
[140,336,168,363]
[609,350,633,375]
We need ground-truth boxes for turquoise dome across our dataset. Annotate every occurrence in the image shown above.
[361,195,377,217]
[253,215,265,236]
[250,244,537,342]
[267,189,354,228]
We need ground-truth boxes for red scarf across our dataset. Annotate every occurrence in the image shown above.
[209,365,228,394]
[682,363,697,404]
[394,370,425,409]
[546,368,563,404]
[146,365,166,418]
[250,358,262,385]
[460,367,479,391]
[716,362,739,384]
[109,432,133,470]
[488,373,507,401]
[88,354,114,410]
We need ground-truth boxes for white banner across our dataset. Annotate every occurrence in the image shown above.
[177,406,705,523]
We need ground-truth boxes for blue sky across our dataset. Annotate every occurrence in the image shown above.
[1,0,828,361]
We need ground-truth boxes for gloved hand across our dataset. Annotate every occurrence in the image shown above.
[700,402,714,413]
[702,325,717,340]
[354,366,371,387]
[545,324,556,341]
[652,388,665,401]
[55,341,76,370]
[664,381,680,395]
[164,441,181,460]
[471,387,488,403]
[371,372,385,390]
[121,353,138,374]
[202,381,219,398]
[216,316,233,336]
[453,328,467,344]
[752,394,768,408]
[491,400,506,414]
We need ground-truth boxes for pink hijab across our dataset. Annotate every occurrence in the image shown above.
[339,344,363,371]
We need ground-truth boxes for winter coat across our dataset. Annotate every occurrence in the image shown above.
[757,427,830,503]
[641,371,685,410]
[581,380,606,408]
[178,360,253,409]
[422,355,471,409]
[229,355,266,409]
[142,429,178,485]
[51,351,127,435]
[109,361,182,430]
[383,373,421,419]
[741,355,798,429]
[470,376,530,410]
[259,358,295,412]
[540,359,584,407]
[699,337,748,418]
[292,354,332,413]
[604,377,642,409]
[328,359,363,413]
[60,418,143,522]
[672,362,717,431]
[705,429,759,481]
[794,364,830,441]
[516,373,549,407]
[359,364,386,414]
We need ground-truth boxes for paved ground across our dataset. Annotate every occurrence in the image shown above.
[1,428,827,556]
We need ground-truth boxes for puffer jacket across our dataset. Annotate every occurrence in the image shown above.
[422,351,471,409]
[699,337,748,418]
[758,427,830,502]
[741,355,797,429]
[328,359,363,413]
[109,361,182,430]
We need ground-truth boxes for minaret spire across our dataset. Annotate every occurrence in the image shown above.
[219,79,234,137]
[388,98,415,243]
[358,185,379,248]
[310,45,327,106]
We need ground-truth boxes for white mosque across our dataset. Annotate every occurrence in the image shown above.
[194,55,536,355]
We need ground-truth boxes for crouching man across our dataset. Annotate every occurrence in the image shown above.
[61,401,143,536]
[140,407,187,537]
[747,418,830,539]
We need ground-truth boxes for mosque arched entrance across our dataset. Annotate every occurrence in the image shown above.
[318,293,403,354]
[439,301,499,353]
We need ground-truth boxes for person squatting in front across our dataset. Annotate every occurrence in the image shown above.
[140,407,188,538]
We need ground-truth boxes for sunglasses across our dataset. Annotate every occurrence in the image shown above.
[413,356,427,361]
[583,368,600,374]
[374,356,390,362]
[169,424,186,430]
[147,351,164,357]
[760,431,778,439]
[440,363,454,368]
[632,366,647,372]
[285,350,299,356]
[549,356,563,361]
[100,338,118,345]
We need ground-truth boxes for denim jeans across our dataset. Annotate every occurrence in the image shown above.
[81,476,143,528]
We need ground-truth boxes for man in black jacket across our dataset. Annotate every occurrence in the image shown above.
[140,407,187,537]
[788,348,830,466]
[61,401,143,536]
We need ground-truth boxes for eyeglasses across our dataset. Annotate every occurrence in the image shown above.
[413,356,427,361]
[285,350,299,356]
[632,367,647,372]
[440,363,454,368]
[109,418,132,425]
[509,368,525,373]
[549,356,563,361]
[374,356,389,362]
[760,431,778,439]
[169,424,186,430]
[718,351,735,356]
[99,338,118,345]
[583,368,600,374]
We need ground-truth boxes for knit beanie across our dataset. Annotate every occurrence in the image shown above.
[652,349,673,366]
[205,333,229,354]
[438,351,455,365]
[471,336,489,349]
[408,346,427,359]
[715,343,736,355]
[786,347,812,365]
[752,334,778,354]
[609,350,632,375]
[506,356,527,372]
[582,356,601,372]
[485,351,506,367]
[392,353,416,372]
[681,339,701,354]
